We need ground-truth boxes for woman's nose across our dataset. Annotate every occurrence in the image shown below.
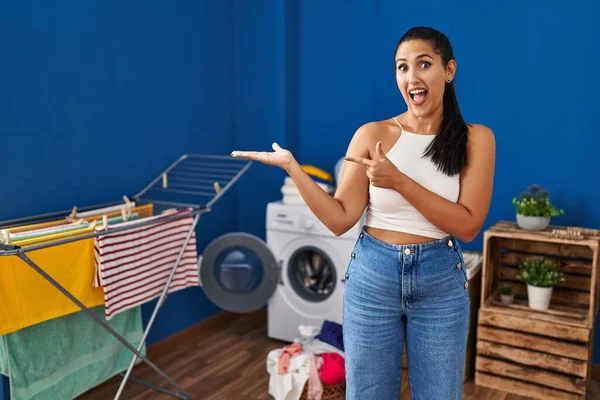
[407,69,421,84]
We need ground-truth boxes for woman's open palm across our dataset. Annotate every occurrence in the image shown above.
[230,142,293,170]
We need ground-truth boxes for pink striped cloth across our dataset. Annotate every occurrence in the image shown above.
[93,209,200,320]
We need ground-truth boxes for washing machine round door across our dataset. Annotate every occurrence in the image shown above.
[200,232,278,313]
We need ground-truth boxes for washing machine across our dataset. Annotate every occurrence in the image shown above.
[198,201,363,343]
[265,201,363,342]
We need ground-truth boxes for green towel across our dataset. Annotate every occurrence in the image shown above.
[0,305,145,400]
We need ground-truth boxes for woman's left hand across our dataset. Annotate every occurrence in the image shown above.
[345,141,405,190]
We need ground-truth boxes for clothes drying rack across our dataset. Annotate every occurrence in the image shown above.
[0,154,252,400]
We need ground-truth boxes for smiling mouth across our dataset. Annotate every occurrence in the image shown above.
[409,89,428,106]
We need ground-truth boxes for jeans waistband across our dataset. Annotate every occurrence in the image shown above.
[360,226,457,253]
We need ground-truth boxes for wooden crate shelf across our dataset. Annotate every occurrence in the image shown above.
[475,221,600,399]
[485,293,589,328]
[476,308,591,399]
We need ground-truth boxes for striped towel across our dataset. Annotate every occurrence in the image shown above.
[93,209,200,320]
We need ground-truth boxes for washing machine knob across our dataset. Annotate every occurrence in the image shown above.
[303,219,314,230]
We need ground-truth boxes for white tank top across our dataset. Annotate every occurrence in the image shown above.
[365,117,460,239]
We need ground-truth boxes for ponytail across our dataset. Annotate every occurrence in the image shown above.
[422,81,468,176]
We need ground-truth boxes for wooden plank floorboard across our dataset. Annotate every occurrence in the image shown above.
[77,310,600,399]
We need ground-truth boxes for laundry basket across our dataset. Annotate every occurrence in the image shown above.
[300,382,345,400]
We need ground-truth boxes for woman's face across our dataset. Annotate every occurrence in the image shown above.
[395,39,455,119]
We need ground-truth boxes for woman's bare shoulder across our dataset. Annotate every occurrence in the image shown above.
[350,119,399,150]
[467,123,495,144]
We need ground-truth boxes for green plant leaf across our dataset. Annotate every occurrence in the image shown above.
[518,257,564,287]
[512,185,564,217]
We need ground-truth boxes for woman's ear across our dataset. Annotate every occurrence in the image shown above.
[446,59,457,82]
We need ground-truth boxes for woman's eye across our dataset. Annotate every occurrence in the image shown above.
[420,61,431,68]
[397,64,407,71]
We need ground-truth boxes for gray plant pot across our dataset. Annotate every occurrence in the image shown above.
[516,214,550,231]
[500,294,514,306]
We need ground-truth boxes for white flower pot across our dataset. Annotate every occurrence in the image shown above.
[517,214,550,231]
[527,285,553,310]
[500,294,514,306]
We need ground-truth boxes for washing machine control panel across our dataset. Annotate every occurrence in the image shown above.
[267,201,364,238]
[267,202,330,236]
[301,217,329,233]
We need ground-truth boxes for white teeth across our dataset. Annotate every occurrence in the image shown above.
[410,89,426,94]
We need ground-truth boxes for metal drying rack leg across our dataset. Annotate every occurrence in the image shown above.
[114,213,201,400]
[15,250,192,400]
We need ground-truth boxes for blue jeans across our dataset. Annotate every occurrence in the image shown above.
[342,227,470,399]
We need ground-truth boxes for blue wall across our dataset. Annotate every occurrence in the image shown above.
[231,0,289,238]
[231,0,302,240]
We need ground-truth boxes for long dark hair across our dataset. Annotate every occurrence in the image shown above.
[396,27,468,176]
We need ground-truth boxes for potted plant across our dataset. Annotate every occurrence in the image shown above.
[500,283,514,306]
[512,184,564,230]
[517,257,565,310]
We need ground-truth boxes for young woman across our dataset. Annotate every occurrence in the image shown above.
[231,26,495,400]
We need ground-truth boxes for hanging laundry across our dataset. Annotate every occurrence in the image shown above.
[0,239,104,336]
[0,204,154,335]
[4,214,137,246]
[2,220,91,244]
[0,203,153,245]
[94,208,200,320]
[76,201,137,218]
[0,305,145,400]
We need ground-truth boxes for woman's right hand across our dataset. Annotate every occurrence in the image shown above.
[230,142,295,171]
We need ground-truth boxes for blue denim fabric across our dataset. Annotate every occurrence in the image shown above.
[342,227,470,399]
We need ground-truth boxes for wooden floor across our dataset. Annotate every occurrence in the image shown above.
[78,310,600,399]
